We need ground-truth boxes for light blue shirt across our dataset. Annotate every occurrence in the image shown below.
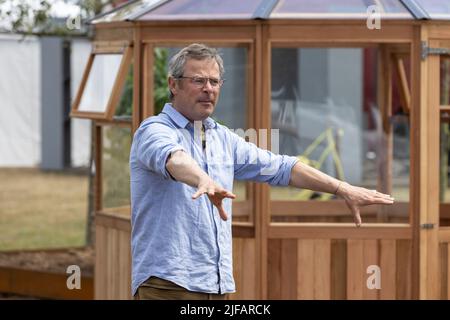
[130,103,298,295]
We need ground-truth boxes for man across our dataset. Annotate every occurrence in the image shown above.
[130,43,394,300]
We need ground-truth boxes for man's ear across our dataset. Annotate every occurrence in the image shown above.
[168,77,177,96]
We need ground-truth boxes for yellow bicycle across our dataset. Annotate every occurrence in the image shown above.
[295,127,345,200]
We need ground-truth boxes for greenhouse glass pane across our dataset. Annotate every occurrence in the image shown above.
[271,0,412,19]
[138,0,264,20]
[102,125,132,209]
[415,0,450,19]
[91,0,163,23]
[442,56,450,106]
[270,47,410,223]
[79,54,122,113]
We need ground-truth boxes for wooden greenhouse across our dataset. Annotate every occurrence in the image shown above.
[70,0,450,299]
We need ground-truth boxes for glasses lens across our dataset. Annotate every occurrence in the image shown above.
[193,77,206,87]
[182,76,223,88]
[209,79,220,87]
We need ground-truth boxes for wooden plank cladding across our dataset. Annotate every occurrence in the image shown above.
[230,238,257,300]
[438,240,450,300]
[95,220,132,300]
[267,238,413,299]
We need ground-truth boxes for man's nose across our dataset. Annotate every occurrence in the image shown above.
[203,79,214,91]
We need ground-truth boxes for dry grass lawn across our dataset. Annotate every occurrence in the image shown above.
[0,168,88,251]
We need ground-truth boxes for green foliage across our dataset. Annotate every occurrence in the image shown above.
[154,48,170,115]
[114,47,170,117]
[102,126,131,208]
[115,64,133,117]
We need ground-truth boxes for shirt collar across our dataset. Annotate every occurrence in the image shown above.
[162,103,217,130]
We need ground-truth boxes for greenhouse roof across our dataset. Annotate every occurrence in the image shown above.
[90,0,450,24]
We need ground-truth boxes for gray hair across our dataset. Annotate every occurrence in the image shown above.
[168,43,225,100]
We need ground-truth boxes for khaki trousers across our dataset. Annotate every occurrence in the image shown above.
[135,277,228,300]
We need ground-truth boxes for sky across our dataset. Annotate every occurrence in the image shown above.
[49,0,81,18]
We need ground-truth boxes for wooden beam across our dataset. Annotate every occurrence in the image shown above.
[232,222,255,238]
[377,45,393,222]
[428,25,450,40]
[141,26,256,43]
[394,55,411,114]
[142,43,154,120]
[0,267,93,299]
[95,125,102,211]
[439,227,450,243]
[258,23,270,300]
[105,46,133,120]
[94,26,133,42]
[132,27,142,133]
[268,223,412,239]
[410,25,421,300]
[70,53,94,119]
[92,41,129,54]
[96,211,131,232]
[417,30,441,298]
[270,200,409,217]
[267,25,414,43]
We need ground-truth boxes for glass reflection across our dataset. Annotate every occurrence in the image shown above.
[270,47,410,223]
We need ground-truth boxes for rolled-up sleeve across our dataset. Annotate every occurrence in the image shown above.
[231,131,299,186]
[136,122,185,179]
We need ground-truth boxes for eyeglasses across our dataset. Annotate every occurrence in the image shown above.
[176,76,225,89]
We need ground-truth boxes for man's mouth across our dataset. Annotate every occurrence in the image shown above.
[198,99,213,105]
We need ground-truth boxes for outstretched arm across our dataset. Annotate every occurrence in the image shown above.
[166,150,236,221]
[289,161,394,227]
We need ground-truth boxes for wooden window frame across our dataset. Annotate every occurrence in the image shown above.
[70,44,133,120]
[268,42,412,225]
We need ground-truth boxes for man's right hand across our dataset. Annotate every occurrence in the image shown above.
[192,177,236,221]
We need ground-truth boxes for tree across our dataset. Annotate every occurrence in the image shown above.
[0,0,122,35]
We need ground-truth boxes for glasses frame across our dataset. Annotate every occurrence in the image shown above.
[176,75,225,88]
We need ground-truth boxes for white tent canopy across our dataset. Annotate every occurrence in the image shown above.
[0,33,91,167]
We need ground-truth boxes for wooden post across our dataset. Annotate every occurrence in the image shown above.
[410,25,421,300]
[259,23,270,300]
[142,42,154,120]
[133,26,142,133]
[417,27,441,298]
[377,44,393,222]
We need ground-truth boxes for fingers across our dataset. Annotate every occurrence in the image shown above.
[369,190,394,204]
[217,204,228,221]
[371,197,395,205]
[370,189,394,198]
[373,190,394,199]
[192,188,205,199]
[223,190,237,199]
[192,188,236,200]
[350,205,362,228]
[192,184,234,221]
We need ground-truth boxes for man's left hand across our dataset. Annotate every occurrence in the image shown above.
[336,182,395,227]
